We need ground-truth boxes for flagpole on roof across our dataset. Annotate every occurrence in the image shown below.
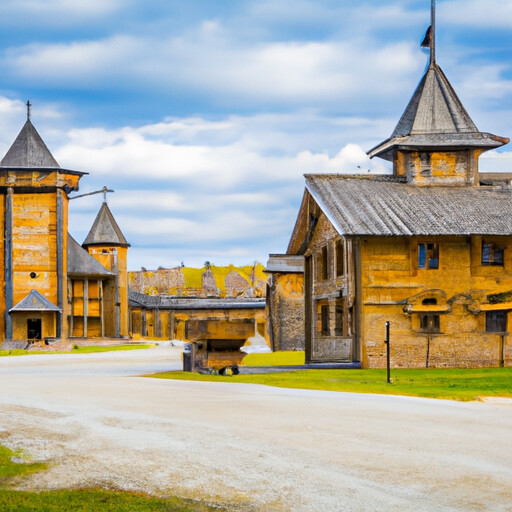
[430,0,436,65]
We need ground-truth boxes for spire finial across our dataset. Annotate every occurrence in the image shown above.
[26,100,32,120]
[430,0,436,65]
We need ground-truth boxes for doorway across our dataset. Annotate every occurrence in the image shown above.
[27,319,42,340]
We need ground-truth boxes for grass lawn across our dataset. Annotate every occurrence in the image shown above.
[148,367,512,401]
[0,344,153,357]
[0,444,227,511]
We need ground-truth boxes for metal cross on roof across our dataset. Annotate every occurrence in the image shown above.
[26,100,32,120]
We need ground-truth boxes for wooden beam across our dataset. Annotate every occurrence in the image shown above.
[4,188,13,341]
[83,280,88,337]
[56,190,64,339]
[99,280,104,337]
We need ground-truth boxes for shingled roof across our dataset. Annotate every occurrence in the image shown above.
[303,174,512,237]
[10,289,61,312]
[83,203,129,248]
[368,64,508,161]
[0,119,60,168]
[67,234,113,277]
[128,290,266,310]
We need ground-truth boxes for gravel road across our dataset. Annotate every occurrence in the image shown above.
[1,345,511,511]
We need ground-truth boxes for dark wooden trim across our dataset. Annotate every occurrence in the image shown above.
[353,238,363,364]
[4,188,13,340]
[56,190,64,339]
[304,255,313,363]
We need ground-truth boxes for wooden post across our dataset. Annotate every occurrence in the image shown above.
[169,310,175,340]
[115,274,120,338]
[56,191,64,339]
[385,321,391,384]
[83,280,88,337]
[70,281,74,336]
[99,280,105,337]
[4,188,13,340]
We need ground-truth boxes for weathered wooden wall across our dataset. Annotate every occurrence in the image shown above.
[360,235,512,368]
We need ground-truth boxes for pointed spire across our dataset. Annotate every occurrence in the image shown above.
[430,0,436,65]
[0,110,60,169]
[368,0,508,162]
[82,203,130,248]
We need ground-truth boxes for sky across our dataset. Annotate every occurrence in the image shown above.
[0,0,511,270]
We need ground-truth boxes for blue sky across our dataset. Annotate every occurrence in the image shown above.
[0,0,511,270]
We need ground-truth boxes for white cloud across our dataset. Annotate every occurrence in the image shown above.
[0,0,122,20]
[442,0,512,28]
[58,111,390,269]
[3,30,422,112]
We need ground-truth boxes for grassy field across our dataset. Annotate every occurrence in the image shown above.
[0,344,152,357]
[0,444,227,511]
[149,367,512,401]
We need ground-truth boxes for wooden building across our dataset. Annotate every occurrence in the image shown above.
[287,11,512,368]
[0,111,129,346]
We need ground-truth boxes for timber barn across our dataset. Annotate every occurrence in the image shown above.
[0,111,129,346]
[286,15,512,368]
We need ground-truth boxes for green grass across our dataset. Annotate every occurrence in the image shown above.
[0,344,152,357]
[148,367,512,401]
[242,350,305,366]
[0,445,47,483]
[0,490,228,511]
[0,444,228,511]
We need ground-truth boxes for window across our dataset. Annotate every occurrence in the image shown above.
[420,314,440,332]
[482,243,504,266]
[486,311,507,333]
[418,243,439,269]
[336,240,344,277]
[320,304,330,336]
[321,246,329,280]
[335,300,343,336]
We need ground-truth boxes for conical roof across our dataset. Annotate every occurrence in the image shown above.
[1,119,60,168]
[67,234,114,276]
[368,63,508,161]
[83,202,129,248]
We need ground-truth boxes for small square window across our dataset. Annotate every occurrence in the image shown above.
[482,243,504,266]
[486,311,507,333]
[420,314,440,333]
[418,243,439,269]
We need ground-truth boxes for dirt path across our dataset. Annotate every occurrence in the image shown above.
[1,346,511,511]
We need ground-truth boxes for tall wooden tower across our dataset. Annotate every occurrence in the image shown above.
[0,106,85,342]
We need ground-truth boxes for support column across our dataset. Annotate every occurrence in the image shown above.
[83,280,88,337]
[70,281,74,336]
[56,190,64,339]
[4,188,13,341]
[99,280,105,337]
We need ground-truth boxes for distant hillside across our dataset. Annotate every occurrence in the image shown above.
[128,263,268,298]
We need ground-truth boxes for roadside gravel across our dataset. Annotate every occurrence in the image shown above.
[1,346,511,511]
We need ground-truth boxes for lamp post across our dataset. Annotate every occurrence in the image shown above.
[384,321,391,384]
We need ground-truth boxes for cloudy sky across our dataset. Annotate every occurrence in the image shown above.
[0,0,511,270]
